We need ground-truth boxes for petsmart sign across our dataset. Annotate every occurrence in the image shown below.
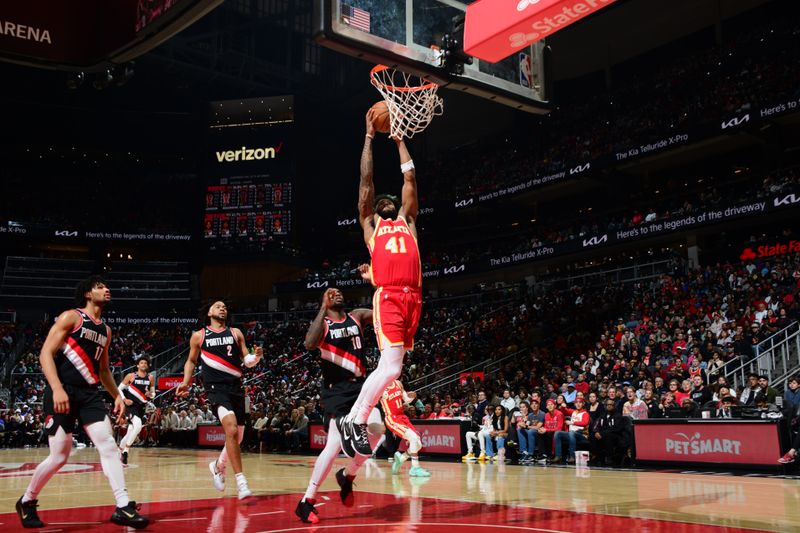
[634,421,781,465]
[198,426,227,446]
[309,424,327,450]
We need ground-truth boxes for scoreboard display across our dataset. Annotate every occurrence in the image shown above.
[204,177,292,252]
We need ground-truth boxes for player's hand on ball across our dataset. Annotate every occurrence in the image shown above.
[366,109,377,136]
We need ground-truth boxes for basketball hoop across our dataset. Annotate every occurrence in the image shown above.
[370,65,444,140]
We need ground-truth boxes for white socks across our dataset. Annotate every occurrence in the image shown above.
[350,346,405,424]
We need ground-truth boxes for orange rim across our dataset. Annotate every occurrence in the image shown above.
[370,64,438,93]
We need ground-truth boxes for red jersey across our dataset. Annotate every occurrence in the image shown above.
[380,380,407,418]
[368,216,421,288]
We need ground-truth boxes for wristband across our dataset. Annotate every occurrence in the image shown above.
[243,353,259,368]
[400,159,414,173]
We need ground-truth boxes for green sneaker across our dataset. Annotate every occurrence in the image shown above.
[392,452,406,475]
[408,465,431,477]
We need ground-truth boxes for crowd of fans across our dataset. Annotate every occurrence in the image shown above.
[308,164,799,282]
[4,248,798,470]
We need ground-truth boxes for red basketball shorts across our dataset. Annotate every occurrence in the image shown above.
[372,286,422,351]
[384,412,420,439]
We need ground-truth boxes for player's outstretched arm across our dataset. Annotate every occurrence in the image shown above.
[177,331,201,397]
[305,289,334,350]
[39,311,81,414]
[359,110,377,244]
[98,328,126,424]
[395,138,418,228]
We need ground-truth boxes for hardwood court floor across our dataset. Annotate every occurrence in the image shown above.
[1,447,799,531]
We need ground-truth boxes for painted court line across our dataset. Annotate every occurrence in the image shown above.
[258,523,572,533]
[251,511,287,516]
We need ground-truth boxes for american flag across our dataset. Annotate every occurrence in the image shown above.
[341,4,370,33]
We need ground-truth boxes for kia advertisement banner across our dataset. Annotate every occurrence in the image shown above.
[634,421,782,465]
[198,425,226,446]
[309,424,327,450]
[277,189,800,293]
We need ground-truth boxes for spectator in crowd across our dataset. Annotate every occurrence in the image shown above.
[591,399,630,466]
[689,375,712,408]
[715,396,736,419]
[514,401,537,464]
[784,375,800,409]
[462,404,485,462]
[740,373,761,405]
[485,405,509,463]
[622,387,649,420]
[500,390,516,414]
[554,396,590,464]
[758,375,779,404]
[285,406,309,452]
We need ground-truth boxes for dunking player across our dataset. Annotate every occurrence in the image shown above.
[381,380,430,477]
[295,287,385,524]
[117,355,155,465]
[176,301,263,499]
[15,276,148,529]
[338,109,423,457]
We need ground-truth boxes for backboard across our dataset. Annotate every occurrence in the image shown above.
[314,0,550,113]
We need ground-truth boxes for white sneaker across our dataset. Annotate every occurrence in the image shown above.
[237,482,253,500]
[209,461,225,492]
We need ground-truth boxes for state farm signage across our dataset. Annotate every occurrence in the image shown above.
[740,239,800,261]
[634,422,780,465]
[198,425,226,446]
[465,0,617,63]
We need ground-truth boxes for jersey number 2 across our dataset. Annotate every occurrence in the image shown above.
[384,236,407,254]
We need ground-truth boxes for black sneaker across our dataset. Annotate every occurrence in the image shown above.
[335,416,356,458]
[110,501,149,529]
[121,450,128,465]
[16,496,44,528]
[295,498,319,524]
[350,420,372,456]
[335,468,355,507]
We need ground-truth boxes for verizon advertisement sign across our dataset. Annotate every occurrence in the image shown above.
[634,422,781,465]
[198,426,227,446]
[309,424,327,450]
[465,0,617,63]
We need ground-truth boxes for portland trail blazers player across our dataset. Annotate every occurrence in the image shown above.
[177,300,263,500]
[295,288,385,524]
[117,355,155,465]
[16,276,148,529]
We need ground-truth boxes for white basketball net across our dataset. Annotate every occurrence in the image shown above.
[370,65,444,140]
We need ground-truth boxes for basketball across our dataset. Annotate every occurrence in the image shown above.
[370,101,391,133]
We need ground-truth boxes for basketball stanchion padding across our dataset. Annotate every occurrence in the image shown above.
[370,65,444,139]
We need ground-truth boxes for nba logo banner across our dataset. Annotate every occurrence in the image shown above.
[519,52,532,88]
